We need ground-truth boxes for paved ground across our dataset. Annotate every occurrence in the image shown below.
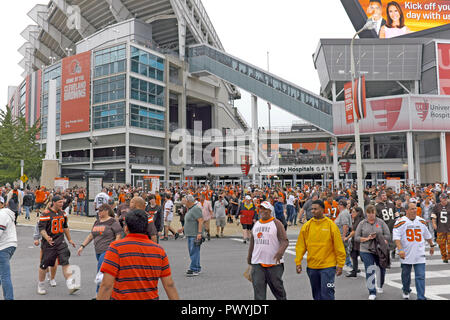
[5,212,450,300]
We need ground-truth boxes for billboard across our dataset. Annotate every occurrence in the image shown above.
[334,94,450,135]
[60,51,91,135]
[437,42,450,95]
[345,0,450,38]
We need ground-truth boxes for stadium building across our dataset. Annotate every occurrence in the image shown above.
[7,0,450,188]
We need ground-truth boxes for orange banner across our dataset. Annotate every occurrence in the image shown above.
[61,51,91,134]
[359,0,450,38]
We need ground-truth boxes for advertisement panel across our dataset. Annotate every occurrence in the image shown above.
[410,95,450,130]
[334,95,409,135]
[437,42,450,95]
[351,0,450,38]
[334,94,450,135]
[60,51,91,135]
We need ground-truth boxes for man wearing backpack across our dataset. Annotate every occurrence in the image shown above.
[23,189,34,220]
[6,185,22,225]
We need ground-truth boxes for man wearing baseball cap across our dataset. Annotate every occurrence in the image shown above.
[247,201,289,300]
[431,193,450,263]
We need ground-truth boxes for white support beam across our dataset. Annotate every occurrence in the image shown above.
[146,14,177,24]
[105,0,133,22]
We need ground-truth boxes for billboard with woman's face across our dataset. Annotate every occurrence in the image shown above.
[349,0,450,38]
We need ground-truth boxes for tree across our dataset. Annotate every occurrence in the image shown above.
[0,106,44,185]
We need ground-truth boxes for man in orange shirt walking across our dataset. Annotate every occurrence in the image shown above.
[97,209,179,300]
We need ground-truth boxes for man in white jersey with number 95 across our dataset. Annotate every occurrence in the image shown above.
[393,202,435,300]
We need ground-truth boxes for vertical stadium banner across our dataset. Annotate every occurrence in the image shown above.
[353,76,367,120]
[344,81,354,124]
[355,0,450,38]
[36,70,42,140]
[61,51,91,135]
[437,42,450,95]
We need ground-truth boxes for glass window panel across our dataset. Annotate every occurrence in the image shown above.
[118,60,126,73]
[139,64,147,76]
[131,60,139,73]
[140,80,147,92]
[140,53,149,64]
[131,77,139,89]
[157,71,164,82]
[117,89,125,100]
[148,68,156,79]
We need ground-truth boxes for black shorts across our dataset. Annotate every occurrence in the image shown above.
[242,224,254,230]
[40,243,70,269]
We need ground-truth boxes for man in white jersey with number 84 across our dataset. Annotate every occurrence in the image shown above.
[393,202,435,300]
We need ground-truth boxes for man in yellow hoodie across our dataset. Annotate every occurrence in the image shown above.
[295,199,346,300]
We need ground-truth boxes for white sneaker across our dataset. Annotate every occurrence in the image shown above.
[66,277,80,295]
[49,279,57,287]
[37,282,47,295]
[343,265,353,272]
[368,294,376,300]
[376,287,384,294]
[402,292,410,299]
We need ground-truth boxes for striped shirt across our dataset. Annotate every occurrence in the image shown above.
[101,233,171,300]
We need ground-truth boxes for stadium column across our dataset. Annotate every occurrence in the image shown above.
[441,132,449,184]
[125,44,131,185]
[251,95,258,184]
[333,137,339,189]
[406,132,415,186]
[40,79,59,188]
[414,136,421,185]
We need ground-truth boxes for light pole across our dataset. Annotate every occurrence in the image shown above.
[350,20,376,210]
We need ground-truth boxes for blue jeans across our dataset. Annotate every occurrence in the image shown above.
[0,246,16,300]
[360,252,386,295]
[187,236,201,272]
[23,206,31,219]
[96,252,106,293]
[306,267,336,300]
[401,263,426,300]
[286,205,295,223]
[77,201,85,215]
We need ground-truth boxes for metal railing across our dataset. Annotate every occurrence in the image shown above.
[94,155,126,161]
[62,157,90,163]
[130,156,163,165]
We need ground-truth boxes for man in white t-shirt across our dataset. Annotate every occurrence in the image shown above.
[247,201,289,300]
[393,202,435,300]
[286,193,295,226]
[161,193,179,241]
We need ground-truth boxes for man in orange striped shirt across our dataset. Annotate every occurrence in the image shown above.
[98,209,179,300]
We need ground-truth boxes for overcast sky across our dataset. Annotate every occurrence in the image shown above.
[0,0,356,127]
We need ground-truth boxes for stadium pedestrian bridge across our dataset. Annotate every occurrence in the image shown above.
[187,44,334,134]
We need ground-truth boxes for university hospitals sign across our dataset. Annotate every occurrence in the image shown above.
[258,165,333,175]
